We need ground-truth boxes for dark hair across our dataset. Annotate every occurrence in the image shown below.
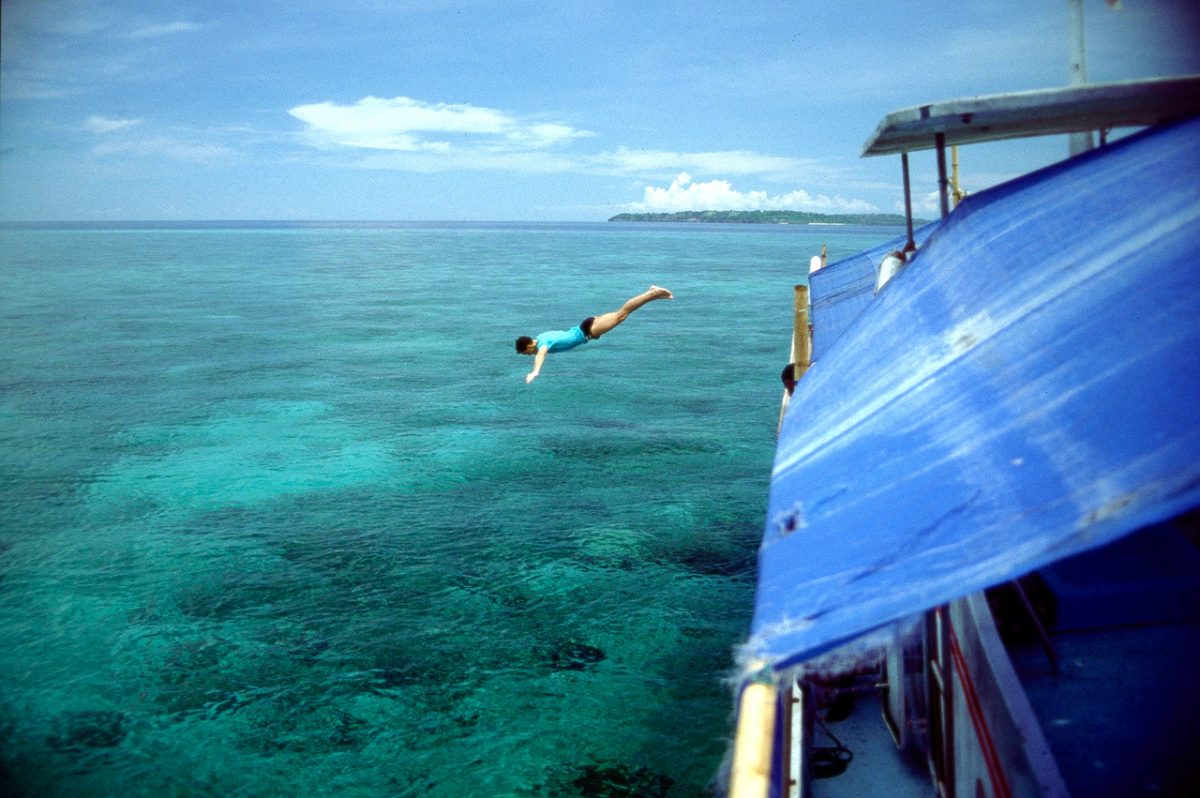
[515,336,535,353]
[780,363,796,384]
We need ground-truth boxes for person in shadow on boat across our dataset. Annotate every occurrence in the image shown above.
[781,363,797,396]
[515,285,673,384]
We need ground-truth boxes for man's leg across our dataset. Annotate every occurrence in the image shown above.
[587,285,673,338]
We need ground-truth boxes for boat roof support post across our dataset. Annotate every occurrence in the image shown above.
[791,284,812,379]
[901,151,915,250]
[730,682,778,798]
[935,132,950,219]
[778,284,813,434]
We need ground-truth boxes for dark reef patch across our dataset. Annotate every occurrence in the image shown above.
[665,547,756,579]
[548,640,606,671]
[46,710,127,752]
[236,702,370,755]
[532,762,675,797]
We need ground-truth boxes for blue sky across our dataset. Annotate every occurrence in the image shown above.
[2,0,1197,221]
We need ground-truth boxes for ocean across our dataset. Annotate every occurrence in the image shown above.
[0,221,902,797]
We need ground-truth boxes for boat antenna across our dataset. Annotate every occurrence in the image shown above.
[1068,0,1125,155]
[1067,0,1094,155]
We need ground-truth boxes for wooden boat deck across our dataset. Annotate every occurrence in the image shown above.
[810,690,932,798]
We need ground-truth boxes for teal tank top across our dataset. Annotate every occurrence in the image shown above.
[536,326,588,353]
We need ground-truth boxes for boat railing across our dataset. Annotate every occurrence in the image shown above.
[922,596,1071,798]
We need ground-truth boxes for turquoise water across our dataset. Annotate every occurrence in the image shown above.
[0,222,899,797]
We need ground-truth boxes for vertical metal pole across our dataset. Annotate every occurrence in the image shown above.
[940,606,956,798]
[935,133,950,220]
[926,609,950,797]
[901,152,915,249]
[1067,0,1095,154]
[1011,580,1061,673]
[1067,0,1087,85]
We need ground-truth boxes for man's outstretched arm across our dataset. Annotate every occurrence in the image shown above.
[525,346,549,383]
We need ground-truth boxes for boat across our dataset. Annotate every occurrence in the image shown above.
[728,75,1200,798]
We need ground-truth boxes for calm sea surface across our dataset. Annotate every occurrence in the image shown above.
[0,221,901,797]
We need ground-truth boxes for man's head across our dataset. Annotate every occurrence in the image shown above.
[515,336,537,355]
[781,363,797,395]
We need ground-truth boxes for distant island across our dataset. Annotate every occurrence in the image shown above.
[609,210,923,226]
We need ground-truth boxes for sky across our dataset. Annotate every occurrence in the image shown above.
[1,0,1198,222]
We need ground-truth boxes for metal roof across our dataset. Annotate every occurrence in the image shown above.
[862,75,1200,156]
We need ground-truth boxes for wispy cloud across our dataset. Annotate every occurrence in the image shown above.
[286,94,881,212]
[288,96,592,153]
[288,96,817,182]
[90,136,232,162]
[595,147,802,177]
[84,115,144,133]
[628,172,878,214]
[125,21,201,40]
[83,117,233,162]
[352,149,576,174]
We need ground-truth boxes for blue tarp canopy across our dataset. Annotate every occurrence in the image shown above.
[746,115,1200,674]
[810,222,939,362]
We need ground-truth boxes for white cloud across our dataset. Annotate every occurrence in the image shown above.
[629,173,878,214]
[283,96,881,217]
[507,123,584,149]
[288,96,591,153]
[84,115,144,133]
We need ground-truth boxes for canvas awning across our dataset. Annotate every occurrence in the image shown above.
[745,113,1200,674]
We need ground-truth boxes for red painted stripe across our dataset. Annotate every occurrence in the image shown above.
[947,617,1012,798]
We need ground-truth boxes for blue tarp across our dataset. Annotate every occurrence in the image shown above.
[810,221,939,362]
[746,115,1200,674]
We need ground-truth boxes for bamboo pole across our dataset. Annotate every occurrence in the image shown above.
[791,285,812,380]
[730,682,778,798]
[950,145,965,207]
[779,284,813,433]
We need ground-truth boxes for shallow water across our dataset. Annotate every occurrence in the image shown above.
[0,221,900,796]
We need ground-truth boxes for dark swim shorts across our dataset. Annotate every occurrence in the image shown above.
[580,316,597,339]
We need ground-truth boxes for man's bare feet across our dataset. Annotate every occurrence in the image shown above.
[649,285,674,299]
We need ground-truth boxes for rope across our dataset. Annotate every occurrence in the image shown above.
[811,713,854,779]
